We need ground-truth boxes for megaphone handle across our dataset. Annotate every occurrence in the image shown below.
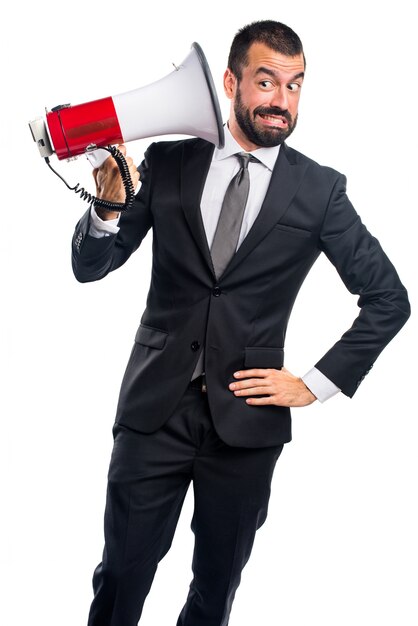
[86,148,112,168]
[44,146,136,212]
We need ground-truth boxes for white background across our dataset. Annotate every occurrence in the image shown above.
[2,1,417,624]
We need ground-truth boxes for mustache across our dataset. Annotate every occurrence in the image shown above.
[253,106,292,123]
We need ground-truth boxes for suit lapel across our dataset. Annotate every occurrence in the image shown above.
[220,143,309,280]
[180,139,216,277]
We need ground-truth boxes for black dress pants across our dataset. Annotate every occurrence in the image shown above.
[88,385,284,626]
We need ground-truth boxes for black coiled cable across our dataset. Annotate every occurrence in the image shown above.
[45,145,136,212]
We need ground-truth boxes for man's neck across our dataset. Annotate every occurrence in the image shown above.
[226,120,260,152]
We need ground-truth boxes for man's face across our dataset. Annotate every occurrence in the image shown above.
[224,42,305,151]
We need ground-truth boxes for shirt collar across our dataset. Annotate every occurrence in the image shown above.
[213,123,280,172]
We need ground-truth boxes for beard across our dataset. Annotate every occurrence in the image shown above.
[234,85,297,148]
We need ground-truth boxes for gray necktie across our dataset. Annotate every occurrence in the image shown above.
[210,152,256,279]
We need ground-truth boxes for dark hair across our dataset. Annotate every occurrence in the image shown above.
[228,20,305,80]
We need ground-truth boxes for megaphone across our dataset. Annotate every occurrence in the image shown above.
[29,42,225,169]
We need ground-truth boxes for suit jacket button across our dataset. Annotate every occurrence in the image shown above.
[191,341,200,352]
[212,286,221,297]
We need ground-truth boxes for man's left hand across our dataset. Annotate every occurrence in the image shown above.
[229,368,316,407]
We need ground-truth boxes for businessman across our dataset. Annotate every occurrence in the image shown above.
[72,20,410,626]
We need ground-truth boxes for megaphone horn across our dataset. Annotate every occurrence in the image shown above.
[29,42,225,168]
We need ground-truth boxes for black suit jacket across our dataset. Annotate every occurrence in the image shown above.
[72,139,410,448]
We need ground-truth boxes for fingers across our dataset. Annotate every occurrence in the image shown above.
[116,146,140,188]
[229,378,270,393]
[94,145,140,200]
[229,369,274,390]
[100,145,132,172]
[129,162,140,188]
[228,366,316,408]
[232,385,271,397]
[233,368,274,379]
[245,396,274,405]
[229,380,276,404]
[229,369,276,401]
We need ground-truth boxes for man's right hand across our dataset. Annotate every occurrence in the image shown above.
[93,144,140,220]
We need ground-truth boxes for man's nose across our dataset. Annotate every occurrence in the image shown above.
[270,87,289,110]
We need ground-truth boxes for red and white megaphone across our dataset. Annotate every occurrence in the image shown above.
[29,42,224,168]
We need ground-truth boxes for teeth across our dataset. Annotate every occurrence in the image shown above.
[261,114,285,123]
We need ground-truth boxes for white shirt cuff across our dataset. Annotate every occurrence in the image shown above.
[89,205,121,238]
[302,367,341,403]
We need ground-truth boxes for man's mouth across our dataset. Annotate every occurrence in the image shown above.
[257,113,289,128]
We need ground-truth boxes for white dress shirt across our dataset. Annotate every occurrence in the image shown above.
[89,127,340,402]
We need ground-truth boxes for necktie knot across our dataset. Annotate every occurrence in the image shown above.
[235,152,260,162]
[235,152,258,185]
[236,152,258,184]
[237,152,251,168]
[237,151,258,168]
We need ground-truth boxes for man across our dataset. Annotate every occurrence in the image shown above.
[72,20,410,626]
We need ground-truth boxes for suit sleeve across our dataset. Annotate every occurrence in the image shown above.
[315,173,410,397]
[71,144,154,283]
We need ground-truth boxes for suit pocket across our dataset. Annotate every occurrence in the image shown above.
[244,347,284,369]
[274,223,312,238]
[135,324,168,350]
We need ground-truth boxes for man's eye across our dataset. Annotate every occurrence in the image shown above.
[259,80,273,88]
[287,83,301,92]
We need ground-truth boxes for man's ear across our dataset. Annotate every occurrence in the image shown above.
[223,68,237,99]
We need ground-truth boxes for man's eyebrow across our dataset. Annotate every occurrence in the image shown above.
[255,67,305,81]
